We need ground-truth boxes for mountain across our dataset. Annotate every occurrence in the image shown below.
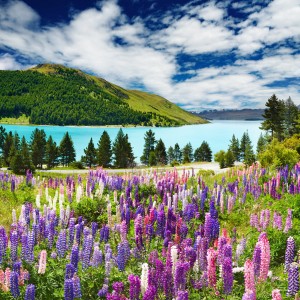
[0,64,206,126]
[195,108,264,121]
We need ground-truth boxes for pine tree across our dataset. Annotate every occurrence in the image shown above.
[45,135,59,169]
[155,139,167,165]
[97,131,112,167]
[256,133,269,155]
[113,129,135,168]
[284,96,299,137]
[194,141,212,162]
[2,131,13,166]
[228,134,240,161]
[82,138,97,168]
[20,136,34,172]
[141,129,156,166]
[167,146,175,164]
[260,94,285,140]
[10,151,23,175]
[174,143,182,163]
[59,132,76,166]
[31,128,47,168]
[0,126,6,155]
[240,131,250,161]
[182,142,193,163]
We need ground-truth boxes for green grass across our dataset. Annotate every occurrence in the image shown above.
[0,114,29,124]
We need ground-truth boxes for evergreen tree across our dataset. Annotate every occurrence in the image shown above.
[244,143,256,166]
[214,150,226,169]
[174,143,182,163]
[2,131,13,166]
[31,128,47,168]
[45,135,59,169]
[0,126,6,155]
[13,132,21,151]
[97,131,112,167]
[182,142,193,163]
[148,151,157,166]
[240,131,251,161]
[10,151,23,175]
[167,146,175,164]
[140,129,156,166]
[194,141,212,162]
[155,139,167,165]
[284,96,299,137]
[59,132,76,166]
[225,150,235,167]
[260,94,285,140]
[20,136,34,172]
[82,138,97,168]
[256,133,269,155]
[228,135,240,161]
[113,129,135,168]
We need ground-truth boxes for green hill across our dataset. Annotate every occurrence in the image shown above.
[0,64,206,126]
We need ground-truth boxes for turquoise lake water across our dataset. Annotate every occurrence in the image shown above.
[1,121,263,161]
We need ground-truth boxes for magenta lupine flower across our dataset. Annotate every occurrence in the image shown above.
[222,256,233,294]
[285,236,295,272]
[112,282,124,295]
[272,289,282,300]
[250,214,259,230]
[244,259,255,297]
[204,213,212,241]
[120,220,127,242]
[134,214,143,250]
[174,261,189,293]
[284,209,292,233]
[287,262,299,296]
[217,236,227,265]
[128,274,141,300]
[155,259,165,290]
[148,250,158,266]
[207,247,217,287]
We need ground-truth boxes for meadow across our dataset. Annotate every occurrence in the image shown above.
[0,164,299,299]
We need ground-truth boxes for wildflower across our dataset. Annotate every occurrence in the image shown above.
[141,263,149,295]
[9,271,20,298]
[128,274,141,300]
[25,284,35,300]
[223,256,233,294]
[10,230,18,262]
[38,250,47,274]
[244,259,255,297]
[287,262,299,297]
[72,275,82,298]
[207,247,217,287]
[272,289,282,300]
[285,237,295,272]
[64,278,74,300]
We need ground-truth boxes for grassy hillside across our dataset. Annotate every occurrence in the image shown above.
[3,63,205,126]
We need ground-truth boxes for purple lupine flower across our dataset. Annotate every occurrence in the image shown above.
[21,233,28,261]
[199,237,209,271]
[285,236,295,272]
[156,209,165,238]
[64,278,74,300]
[116,242,126,271]
[90,245,102,267]
[242,290,255,300]
[75,224,81,246]
[148,250,158,266]
[100,225,110,243]
[68,218,76,248]
[174,261,189,293]
[217,236,227,265]
[10,271,20,298]
[10,230,18,262]
[47,220,55,249]
[97,284,108,298]
[222,257,233,294]
[26,230,35,263]
[180,223,188,240]
[70,244,79,272]
[284,209,293,233]
[82,234,93,269]
[204,213,212,241]
[176,290,188,300]
[185,246,197,269]
[252,244,261,278]
[287,262,299,296]
[155,259,165,290]
[112,282,124,294]
[25,284,35,300]
[236,238,247,264]
[56,229,67,258]
[72,275,82,298]
[0,226,7,264]
[134,214,143,250]
[143,285,156,300]
[65,263,75,280]
[128,274,141,300]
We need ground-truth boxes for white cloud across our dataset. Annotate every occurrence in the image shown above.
[0,53,32,70]
[0,0,299,112]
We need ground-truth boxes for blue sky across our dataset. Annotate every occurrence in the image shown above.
[0,0,299,111]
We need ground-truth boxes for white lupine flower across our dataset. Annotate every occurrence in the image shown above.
[141,263,149,294]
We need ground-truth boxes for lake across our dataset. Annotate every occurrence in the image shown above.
[1,121,263,162]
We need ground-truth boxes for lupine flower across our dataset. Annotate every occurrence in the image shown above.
[64,278,74,300]
[57,229,67,258]
[128,274,141,300]
[82,234,93,269]
[72,275,82,298]
[258,233,270,281]
[97,284,108,298]
[135,214,144,250]
[285,236,295,272]
[65,263,75,280]
[68,218,76,248]
[284,209,292,233]
[38,250,47,274]
[207,247,217,287]
[143,285,156,300]
[0,226,7,264]
[174,261,189,293]
[90,245,102,267]
[176,290,188,300]
[272,289,282,300]
[141,263,149,294]
[287,262,299,296]
[171,245,178,274]
[10,271,20,298]
[242,290,256,300]
[117,242,126,271]
[244,259,255,297]
[70,244,79,271]
[10,230,18,262]
[222,256,233,294]
[252,245,261,278]
[25,284,35,300]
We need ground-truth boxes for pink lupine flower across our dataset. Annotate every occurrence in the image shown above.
[207,247,217,287]
[244,259,256,299]
[272,289,282,300]
[258,233,270,282]
[38,250,47,274]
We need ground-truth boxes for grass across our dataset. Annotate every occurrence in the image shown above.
[0,114,30,124]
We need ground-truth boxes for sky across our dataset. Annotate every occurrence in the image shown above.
[0,0,299,111]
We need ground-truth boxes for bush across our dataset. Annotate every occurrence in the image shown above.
[69,161,85,169]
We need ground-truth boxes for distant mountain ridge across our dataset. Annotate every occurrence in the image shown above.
[195,108,264,120]
[0,64,206,126]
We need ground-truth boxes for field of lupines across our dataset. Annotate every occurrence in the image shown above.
[0,165,300,299]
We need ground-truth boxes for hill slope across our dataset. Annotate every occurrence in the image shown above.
[0,64,206,126]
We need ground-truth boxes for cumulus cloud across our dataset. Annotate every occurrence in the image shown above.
[0,0,299,111]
